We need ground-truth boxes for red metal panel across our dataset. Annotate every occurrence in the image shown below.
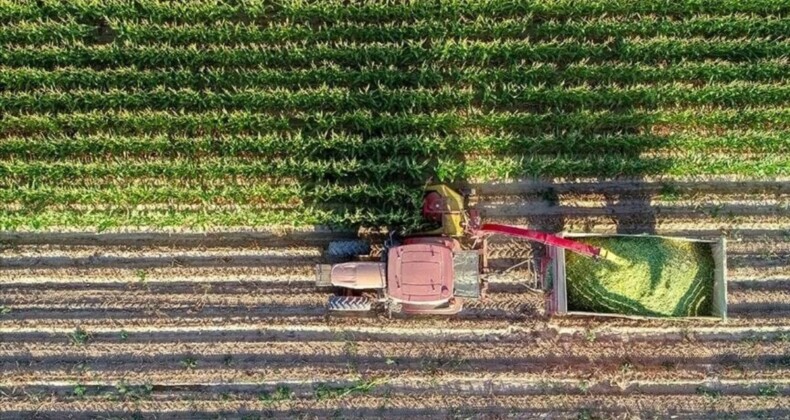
[387,244,454,303]
[476,223,601,259]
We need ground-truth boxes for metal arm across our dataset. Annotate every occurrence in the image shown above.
[474,223,602,259]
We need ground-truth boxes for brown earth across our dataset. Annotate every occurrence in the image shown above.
[1,177,788,418]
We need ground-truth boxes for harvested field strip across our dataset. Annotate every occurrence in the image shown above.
[3,322,790,342]
[3,340,786,364]
[3,324,787,346]
[0,397,787,420]
[490,192,790,207]
[0,277,790,324]
[729,255,789,271]
[728,241,790,254]
[729,279,790,293]
[3,364,789,384]
[469,177,790,195]
[2,198,786,216]
[4,61,788,91]
[481,199,787,217]
[0,281,322,295]
[0,246,320,260]
[3,379,790,400]
[482,215,790,234]
[0,268,318,284]
[0,290,330,306]
[0,248,321,269]
[0,292,539,320]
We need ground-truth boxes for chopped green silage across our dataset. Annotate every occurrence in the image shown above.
[566,237,715,317]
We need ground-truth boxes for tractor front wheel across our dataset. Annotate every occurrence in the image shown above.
[326,240,371,264]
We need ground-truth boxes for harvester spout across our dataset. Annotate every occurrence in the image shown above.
[474,223,603,259]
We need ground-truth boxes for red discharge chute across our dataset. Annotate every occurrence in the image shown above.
[475,223,602,259]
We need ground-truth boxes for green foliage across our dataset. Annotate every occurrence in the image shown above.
[314,378,384,401]
[69,327,91,346]
[72,383,87,397]
[696,385,723,400]
[181,356,197,370]
[758,385,779,397]
[259,385,293,403]
[0,1,787,230]
[135,270,147,283]
[111,380,154,401]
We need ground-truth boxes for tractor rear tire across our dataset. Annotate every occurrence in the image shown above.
[326,240,371,263]
[327,296,372,312]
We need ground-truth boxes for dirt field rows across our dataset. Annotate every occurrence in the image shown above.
[1,176,788,419]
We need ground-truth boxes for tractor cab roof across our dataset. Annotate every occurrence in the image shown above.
[387,243,454,304]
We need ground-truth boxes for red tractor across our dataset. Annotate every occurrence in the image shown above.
[315,185,603,315]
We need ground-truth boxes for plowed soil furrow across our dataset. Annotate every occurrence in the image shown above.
[729,266,790,280]
[4,376,789,397]
[0,252,320,270]
[0,313,779,330]
[0,289,329,306]
[728,240,790,254]
[3,364,789,386]
[0,245,321,258]
[0,266,316,284]
[0,280,319,294]
[729,253,789,268]
[5,282,789,323]
[6,306,785,325]
[729,290,790,305]
[0,291,540,317]
[729,279,789,293]
[2,340,785,366]
[3,322,789,343]
[481,215,790,236]
[480,198,788,218]
[0,399,786,420]
[0,228,359,247]
[471,177,790,197]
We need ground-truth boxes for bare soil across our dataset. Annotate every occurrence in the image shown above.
[1,177,788,418]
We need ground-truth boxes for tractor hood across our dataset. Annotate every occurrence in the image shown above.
[387,244,454,304]
[330,262,386,290]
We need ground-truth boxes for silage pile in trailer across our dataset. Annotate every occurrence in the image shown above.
[566,237,714,317]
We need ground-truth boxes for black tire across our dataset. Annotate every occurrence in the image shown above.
[326,240,370,263]
[327,296,372,312]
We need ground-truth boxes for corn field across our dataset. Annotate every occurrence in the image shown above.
[0,0,787,230]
